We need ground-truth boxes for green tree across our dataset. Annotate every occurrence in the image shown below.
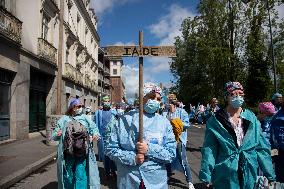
[170,0,283,109]
[171,0,246,107]
[245,1,272,106]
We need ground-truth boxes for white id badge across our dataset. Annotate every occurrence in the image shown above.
[145,132,163,145]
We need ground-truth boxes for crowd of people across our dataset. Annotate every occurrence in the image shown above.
[52,81,284,189]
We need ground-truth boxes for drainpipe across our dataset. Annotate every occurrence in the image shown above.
[56,0,64,114]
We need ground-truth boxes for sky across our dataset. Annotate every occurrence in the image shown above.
[91,0,199,98]
[91,0,284,99]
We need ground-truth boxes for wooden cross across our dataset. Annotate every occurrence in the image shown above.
[105,31,176,142]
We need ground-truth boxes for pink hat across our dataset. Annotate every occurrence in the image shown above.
[258,102,276,114]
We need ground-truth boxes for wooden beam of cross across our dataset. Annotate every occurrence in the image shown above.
[105,31,176,142]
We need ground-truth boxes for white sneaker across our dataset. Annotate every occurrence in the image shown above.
[188,182,195,189]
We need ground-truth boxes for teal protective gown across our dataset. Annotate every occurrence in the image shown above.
[199,109,276,189]
[105,111,176,189]
[52,114,101,189]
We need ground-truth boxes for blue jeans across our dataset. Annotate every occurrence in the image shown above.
[177,142,192,183]
[64,156,87,189]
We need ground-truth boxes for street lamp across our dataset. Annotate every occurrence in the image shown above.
[241,0,278,92]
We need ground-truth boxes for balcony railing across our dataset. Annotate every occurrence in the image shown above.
[98,61,104,69]
[0,7,22,43]
[64,63,84,85]
[104,89,110,94]
[85,77,97,92]
[38,38,57,64]
[104,78,110,85]
[98,74,103,81]
[104,67,110,75]
[98,85,103,92]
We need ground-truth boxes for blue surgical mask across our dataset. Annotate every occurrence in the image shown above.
[144,99,160,114]
[117,109,124,115]
[103,102,111,108]
[230,96,244,108]
[75,107,83,115]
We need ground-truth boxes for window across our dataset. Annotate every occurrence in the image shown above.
[0,0,5,8]
[42,13,50,40]
[113,69,117,75]
[85,28,88,46]
[66,93,70,110]
[77,14,81,37]
[65,49,69,63]
[113,62,117,66]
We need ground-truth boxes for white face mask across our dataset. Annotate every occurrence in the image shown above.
[117,109,124,115]
[75,107,83,115]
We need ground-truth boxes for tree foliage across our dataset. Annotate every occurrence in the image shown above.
[171,0,284,109]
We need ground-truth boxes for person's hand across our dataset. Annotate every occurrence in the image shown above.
[269,181,276,186]
[136,153,145,164]
[271,149,279,156]
[136,142,148,154]
[57,130,62,137]
[92,135,100,141]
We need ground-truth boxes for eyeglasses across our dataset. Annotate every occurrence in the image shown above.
[75,105,82,108]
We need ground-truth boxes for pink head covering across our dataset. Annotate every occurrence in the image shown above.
[258,102,276,115]
[224,81,244,97]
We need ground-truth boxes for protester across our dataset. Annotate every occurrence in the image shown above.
[272,93,283,111]
[115,102,125,117]
[163,95,195,189]
[209,98,220,114]
[52,98,100,189]
[257,102,276,146]
[199,81,276,189]
[84,106,92,114]
[105,82,176,189]
[84,106,93,120]
[205,98,220,121]
[189,104,196,122]
[270,100,284,183]
[195,104,206,124]
[94,95,116,179]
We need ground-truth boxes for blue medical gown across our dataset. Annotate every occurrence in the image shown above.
[52,114,101,189]
[94,110,113,161]
[163,108,190,172]
[105,111,176,189]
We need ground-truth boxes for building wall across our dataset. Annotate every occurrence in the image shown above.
[62,0,100,112]
[109,57,124,103]
[110,60,122,77]
[0,0,100,140]
[110,77,124,103]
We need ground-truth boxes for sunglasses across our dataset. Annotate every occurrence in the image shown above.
[74,105,82,108]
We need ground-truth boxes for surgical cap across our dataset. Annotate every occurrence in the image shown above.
[224,81,244,97]
[143,82,162,97]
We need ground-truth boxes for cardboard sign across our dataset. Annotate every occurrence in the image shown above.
[105,46,176,57]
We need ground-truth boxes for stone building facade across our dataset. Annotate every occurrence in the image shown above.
[0,0,100,141]
[98,48,111,106]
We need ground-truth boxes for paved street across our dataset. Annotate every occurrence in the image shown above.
[10,125,205,189]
